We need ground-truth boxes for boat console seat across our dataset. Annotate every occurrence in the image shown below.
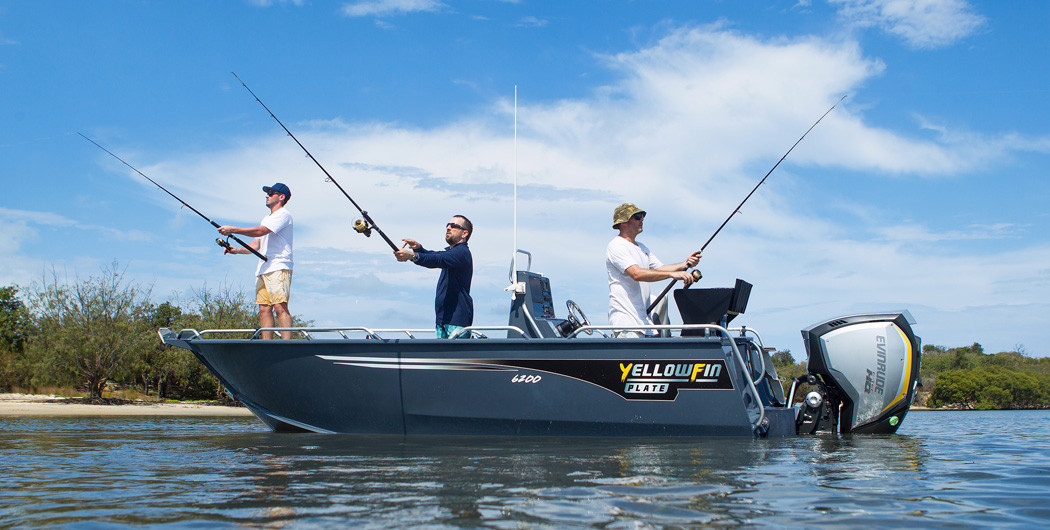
[673,279,752,332]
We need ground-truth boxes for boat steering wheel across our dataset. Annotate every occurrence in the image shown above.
[565,299,592,334]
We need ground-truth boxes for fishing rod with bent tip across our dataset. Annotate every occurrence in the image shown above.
[646,95,846,315]
[79,133,268,262]
[231,72,399,252]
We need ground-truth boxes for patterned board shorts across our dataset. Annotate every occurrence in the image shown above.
[256,269,292,306]
[436,324,466,339]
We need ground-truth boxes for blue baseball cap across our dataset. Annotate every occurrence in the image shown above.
[263,182,291,199]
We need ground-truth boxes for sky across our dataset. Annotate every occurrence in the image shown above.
[2,0,1049,358]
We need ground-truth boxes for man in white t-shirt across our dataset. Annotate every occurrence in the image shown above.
[219,182,294,340]
[606,203,700,337]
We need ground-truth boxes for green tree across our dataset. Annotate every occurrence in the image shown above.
[24,264,154,399]
[927,369,981,408]
[771,349,795,367]
[928,365,1045,409]
[151,285,258,400]
[127,301,187,399]
[186,283,261,334]
[0,285,34,390]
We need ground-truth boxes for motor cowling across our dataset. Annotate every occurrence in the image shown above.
[800,311,921,434]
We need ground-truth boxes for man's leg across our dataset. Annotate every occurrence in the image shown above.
[258,304,275,340]
[273,301,292,340]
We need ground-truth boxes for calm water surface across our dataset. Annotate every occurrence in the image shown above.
[2,410,1049,527]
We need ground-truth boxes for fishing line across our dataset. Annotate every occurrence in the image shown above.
[79,133,267,262]
[231,72,399,252]
[647,95,846,314]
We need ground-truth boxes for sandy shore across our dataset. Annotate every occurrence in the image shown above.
[0,393,255,417]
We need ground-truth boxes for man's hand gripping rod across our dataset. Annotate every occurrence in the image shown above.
[231,72,399,252]
[646,95,845,314]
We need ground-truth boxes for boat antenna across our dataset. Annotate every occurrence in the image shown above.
[79,133,267,262]
[506,86,527,294]
[646,95,846,314]
[230,72,399,252]
[513,85,518,277]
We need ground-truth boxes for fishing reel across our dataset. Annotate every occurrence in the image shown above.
[686,269,702,286]
[215,237,234,254]
[353,218,372,238]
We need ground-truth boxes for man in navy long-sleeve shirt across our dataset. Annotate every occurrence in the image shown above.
[394,215,474,338]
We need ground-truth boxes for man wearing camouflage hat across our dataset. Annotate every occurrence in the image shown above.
[606,203,700,337]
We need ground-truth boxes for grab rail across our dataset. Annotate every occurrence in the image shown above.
[567,323,766,432]
[173,327,515,341]
[248,327,381,340]
[730,326,766,351]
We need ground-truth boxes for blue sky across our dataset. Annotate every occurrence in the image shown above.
[2,0,1049,357]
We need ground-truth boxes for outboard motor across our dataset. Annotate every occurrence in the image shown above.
[796,311,922,434]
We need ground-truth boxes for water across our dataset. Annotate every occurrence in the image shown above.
[2,411,1049,527]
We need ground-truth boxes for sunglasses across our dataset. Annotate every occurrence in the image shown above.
[446,222,465,230]
[631,212,645,221]
[266,191,280,196]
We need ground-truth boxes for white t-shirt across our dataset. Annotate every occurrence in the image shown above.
[255,208,293,277]
[606,236,663,329]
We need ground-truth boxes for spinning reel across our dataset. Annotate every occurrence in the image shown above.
[353,217,372,238]
[688,269,702,284]
[215,237,234,254]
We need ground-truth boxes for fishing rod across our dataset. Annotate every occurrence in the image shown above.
[231,72,399,252]
[79,133,268,262]
[646,95,846,314]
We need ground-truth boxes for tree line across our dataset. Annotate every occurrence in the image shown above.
[770,341,1050,410]
[0,262,307,401]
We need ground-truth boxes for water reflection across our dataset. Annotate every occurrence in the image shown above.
[2,412,1050,526]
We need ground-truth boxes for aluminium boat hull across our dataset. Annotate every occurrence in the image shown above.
[161,332,795,437]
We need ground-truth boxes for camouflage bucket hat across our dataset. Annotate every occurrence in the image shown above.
[612,203,645,229]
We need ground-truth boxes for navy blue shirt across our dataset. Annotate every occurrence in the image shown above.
[414,241,473,327]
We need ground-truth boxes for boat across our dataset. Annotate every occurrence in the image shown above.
[159,253,922,437]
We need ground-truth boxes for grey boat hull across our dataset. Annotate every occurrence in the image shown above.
[161,332,795,437]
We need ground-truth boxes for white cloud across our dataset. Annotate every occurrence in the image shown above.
[515,16,548,28]
[830,0,986,49]
[872,222,1024,244]
[0,207,152,242]
[341,0,446,17]
[0,208,156,289]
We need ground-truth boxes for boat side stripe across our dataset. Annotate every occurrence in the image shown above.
[333,362,509,371]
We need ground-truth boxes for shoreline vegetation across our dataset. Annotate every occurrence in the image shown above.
[3,267,1050,412]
